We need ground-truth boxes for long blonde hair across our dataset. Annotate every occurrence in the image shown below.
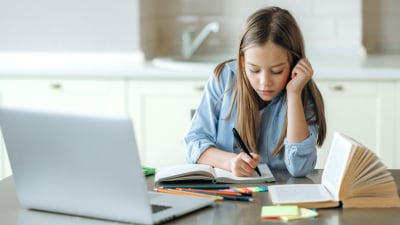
[214,6,326,157]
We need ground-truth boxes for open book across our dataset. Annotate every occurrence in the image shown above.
[154,163,275,184]
[269,132,400,208]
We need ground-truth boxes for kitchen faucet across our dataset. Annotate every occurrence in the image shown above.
[182,22,220,59]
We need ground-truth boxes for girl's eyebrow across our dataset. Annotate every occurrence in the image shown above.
[270,62,286,68]
[246,62,258,67]
[247,62,286,68]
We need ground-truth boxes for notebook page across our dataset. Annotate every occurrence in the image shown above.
[214,164,274,182]
[269,184,333,204]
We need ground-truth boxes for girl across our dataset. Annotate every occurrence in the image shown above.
[183,6,326,177]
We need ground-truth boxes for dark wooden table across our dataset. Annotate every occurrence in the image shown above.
[149,169,400,225]
[1,170,400,225]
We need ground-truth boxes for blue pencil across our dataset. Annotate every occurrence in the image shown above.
[221,195,254,202]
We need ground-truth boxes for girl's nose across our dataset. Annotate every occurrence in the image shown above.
[259,73,272,87]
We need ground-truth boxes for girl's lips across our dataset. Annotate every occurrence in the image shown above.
[260,90,274,95]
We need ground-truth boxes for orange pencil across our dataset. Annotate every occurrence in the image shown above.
[176,189,254,202]
[177,188,243,196]
[154,188,223,201]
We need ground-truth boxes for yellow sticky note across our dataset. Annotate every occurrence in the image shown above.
[261,205,299,219]
[281,208,318,222]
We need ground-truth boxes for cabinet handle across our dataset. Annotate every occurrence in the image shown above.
[50,83,62,89]
[330,85,344,91]
[194,86,204,92]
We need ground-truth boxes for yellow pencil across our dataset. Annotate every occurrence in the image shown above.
[154,188,223,201]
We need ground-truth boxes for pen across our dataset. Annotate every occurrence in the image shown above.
[232,128,262,176]
[154,188,223,201]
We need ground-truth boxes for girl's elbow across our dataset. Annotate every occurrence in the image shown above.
[288,168,309,177]
[287,158,316,177]
[184,149,198,164]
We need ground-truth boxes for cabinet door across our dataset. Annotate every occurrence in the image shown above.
[0,78,127,179]
[315,80,395,169]
[396,81,400,169]
[0,133,8,180]
[128,80,206,167]
[0,78,126,113]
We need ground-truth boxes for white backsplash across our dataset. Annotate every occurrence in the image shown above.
[140,0,400,59]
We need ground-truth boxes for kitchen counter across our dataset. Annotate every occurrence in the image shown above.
[0,52,399,80]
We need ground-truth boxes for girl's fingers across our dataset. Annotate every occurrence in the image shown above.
[231,152,258,176]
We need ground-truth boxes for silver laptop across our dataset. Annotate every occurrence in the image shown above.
[0,107,214,224]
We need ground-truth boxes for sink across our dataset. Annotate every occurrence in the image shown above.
[152,54,235,70]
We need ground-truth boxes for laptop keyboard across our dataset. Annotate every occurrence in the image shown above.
[151,204,171,213]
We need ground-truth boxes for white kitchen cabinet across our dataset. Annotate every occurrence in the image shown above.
[396,81,400,169]
[0,132,8,180]
[0,76,399,179]
[129,78,398,169]
[128,79,206,167]
[315,80,396,169]
[0,78,126,113]
[0,78,127,179]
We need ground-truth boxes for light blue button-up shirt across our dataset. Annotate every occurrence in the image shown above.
[183,61,318,177]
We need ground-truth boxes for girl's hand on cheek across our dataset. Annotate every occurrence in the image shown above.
[286,58,313,96]
[230,152,260,177]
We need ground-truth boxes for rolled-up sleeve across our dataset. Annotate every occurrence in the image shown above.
[183,64,234,163]
[284,125,318,177]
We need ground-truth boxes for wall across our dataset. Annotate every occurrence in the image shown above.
[140,0,365,59]
[0,0,141,53]
[0,0,397,57]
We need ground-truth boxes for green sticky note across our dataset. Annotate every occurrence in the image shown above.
[261,205,299,219]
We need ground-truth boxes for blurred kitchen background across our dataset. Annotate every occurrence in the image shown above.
[1,0,399,58]
[0,0,399,179]
[144,0,397,58]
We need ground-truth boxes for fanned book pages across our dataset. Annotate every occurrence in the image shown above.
[268,132,400,208]
[154,163,275,184]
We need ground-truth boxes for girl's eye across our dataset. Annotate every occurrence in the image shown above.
[250,69,260,73]
[272,70,283,75]
[247,67,260,74]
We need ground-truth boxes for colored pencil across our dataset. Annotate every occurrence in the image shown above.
[221,195,254,202]
[219,189,253,196]
[154,188,223,201]
[176,188,243,196]
[176,189,254,202]
[160,185,230,190]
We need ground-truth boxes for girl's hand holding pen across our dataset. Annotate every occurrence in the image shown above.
[230,152,260,177]
[231,128,262,177]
